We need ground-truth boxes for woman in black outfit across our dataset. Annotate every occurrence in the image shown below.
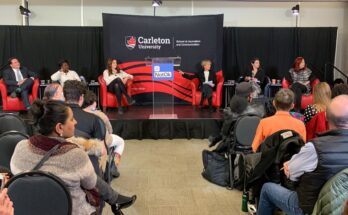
[179,59,216,112]
[241,58,265,98]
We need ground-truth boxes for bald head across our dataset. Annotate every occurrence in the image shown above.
[326,95,348,129]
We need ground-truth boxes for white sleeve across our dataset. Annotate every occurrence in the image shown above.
[51,71,61,81]
[72,71,81,81]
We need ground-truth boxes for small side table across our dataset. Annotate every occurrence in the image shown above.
[267,83,282,98]
[223,82,236,108]
[39,83,49,99]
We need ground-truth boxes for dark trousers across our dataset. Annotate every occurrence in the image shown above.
[107,78,130,106]
[96,176,118,205]
[10,78,34,108]
[290,82,307,112]
[200,84,213,108]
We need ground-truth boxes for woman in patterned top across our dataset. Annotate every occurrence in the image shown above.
[303,82,331,124]
[286,57,316,112]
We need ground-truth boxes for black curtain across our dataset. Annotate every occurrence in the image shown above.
[0,26,337,83]
[222,27,337,83]
[0,26,104,81]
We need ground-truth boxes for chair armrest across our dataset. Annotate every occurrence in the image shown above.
[215,77,224,107]
[126,79,133,96]
[190,80,197,105]
[31,79,40,99]
[282,78,290,88]
[0,80,8,107]
[98,75,108,107]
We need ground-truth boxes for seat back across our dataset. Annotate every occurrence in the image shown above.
[234,115,261,148]
[0,131,28,170]
[5,171,72,215]
[0,113,28,134]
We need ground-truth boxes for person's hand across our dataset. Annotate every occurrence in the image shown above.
[0,189,14,215]
[178,70,184,75]
[283,161,290,178]
[17,79,26,86]
[122,77,128,84]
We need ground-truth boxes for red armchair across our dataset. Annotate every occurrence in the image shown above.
[0,79,39,111]
[98,75,133,112]
[190,71,224,108]
[282,78,320,110]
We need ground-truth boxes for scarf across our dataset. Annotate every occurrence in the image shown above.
[29,135,78,155]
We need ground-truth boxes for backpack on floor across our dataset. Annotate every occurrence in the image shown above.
[201,150,229,187]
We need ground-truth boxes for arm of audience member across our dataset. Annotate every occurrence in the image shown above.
[286,142,318,181]
[93,117,105,140]
[2,70,18,86]
[50,71,61,82]
[76,150,97,190]
[251,122,264,153]
[0,189,14,215]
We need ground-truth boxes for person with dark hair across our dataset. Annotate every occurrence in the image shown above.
[43,83,65,101]
[179,59,216,112]
[82,90,125,177]
[331,84,348,98]
[209,82,264,149]
[51,59,81,87]
[241,58,265,98]
[10,100,136,215]
[2,57,37,110]
[257,95,348,215]
[103,58,135,114]
[333,78,344,86]
[285,57,316,112]
[251,89,306,152]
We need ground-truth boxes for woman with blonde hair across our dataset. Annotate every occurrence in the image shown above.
[303,82,331,124]
[179,59,216,112]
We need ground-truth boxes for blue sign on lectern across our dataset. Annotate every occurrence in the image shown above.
[152,63,174,81]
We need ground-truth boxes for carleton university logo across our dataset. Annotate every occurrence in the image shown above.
[125,36,136,50]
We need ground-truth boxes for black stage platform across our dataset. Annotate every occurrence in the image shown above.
[106,105,223,140]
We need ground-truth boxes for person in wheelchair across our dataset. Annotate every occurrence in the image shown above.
[257,95,348,215]
[209,82,265,151]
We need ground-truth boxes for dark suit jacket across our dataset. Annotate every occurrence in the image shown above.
[182,70,217,89]
[2,67,36,93]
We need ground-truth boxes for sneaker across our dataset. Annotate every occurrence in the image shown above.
[127,98,136,106]
[15,88,22,94]
[209,107,215,113]
[247,202,257,215]
[118,107,124,115]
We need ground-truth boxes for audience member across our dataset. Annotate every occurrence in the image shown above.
[2,57,37,110]
[103,58,135,114]
[285,57,316,112]
[82,90,125,177]
[51,59,81,87]
[0,189,13,215]
[251,89,306,152]
[332,84,348,98]
[43,82,65,101]
[179,59,216,112]
[303,82,331,124]
[10,100,136,215]
[241,58,265,98]
[257,95,348,215]
[209,82,264,149]
[63,80,105,174]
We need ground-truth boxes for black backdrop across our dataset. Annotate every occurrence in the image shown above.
[0,25,337,83]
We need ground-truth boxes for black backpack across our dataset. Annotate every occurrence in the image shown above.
[201,150,229,187]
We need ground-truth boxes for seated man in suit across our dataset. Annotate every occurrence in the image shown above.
[2,57,36,110]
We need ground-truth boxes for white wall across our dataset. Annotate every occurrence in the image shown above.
[0,0,347,74]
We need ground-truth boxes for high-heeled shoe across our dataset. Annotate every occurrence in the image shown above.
[111,195,137,213]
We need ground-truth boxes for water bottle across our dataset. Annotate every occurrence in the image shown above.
[242,191,248,212]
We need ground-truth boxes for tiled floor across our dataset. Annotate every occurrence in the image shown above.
[102,139,244,215]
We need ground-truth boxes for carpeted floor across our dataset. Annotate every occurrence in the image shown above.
[103,139,244,215]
